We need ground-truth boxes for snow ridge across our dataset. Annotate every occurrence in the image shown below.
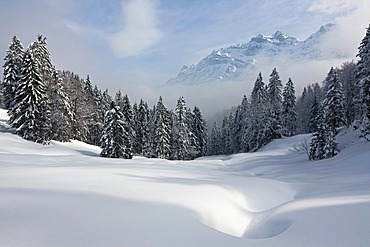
[167,24,340,85]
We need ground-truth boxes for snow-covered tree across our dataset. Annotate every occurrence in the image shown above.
[282,78,297,136]
[116,92,135,143]
[192,106,207,157]
[208,122,222,155]
[172,96,192,160]
[268,68,283,112]
[338,61,357,124]
[309,105,326,160]
[2,36,24,109]
[247,72,268,151]
[324,67,346,133]
[9,52,51,144]
[356,24,370,139]
[153,97,171,159]
[235,96,250,153]
[134,99,151,156]
[48,70,74,142]
[100,102,132,159]
[308,94,320,133]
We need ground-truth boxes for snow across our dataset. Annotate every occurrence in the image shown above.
[1,109,370,246]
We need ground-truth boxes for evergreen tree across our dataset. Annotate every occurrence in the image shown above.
[192,106,207,157]
[135,99,151,156]
[308,94,320,133]
[100,102,132,159]
[209,122,222,155]
[237,96,250,152]
[2,36,24,109]
[9,52,51,144]
[323,126,338,159]
[48,70,74,142]
[324,67,346,133]
[248,72,269,151]
[268,68,283,111]
[338,61,357,124]
[153,97,171,159]
[356,24,370,139]
[282,78,297,136]
[309,105,326,160]
[220,116,232,154]
[172,96,192,160]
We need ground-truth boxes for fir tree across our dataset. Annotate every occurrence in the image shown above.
[209,122,222,155]
[248,72,269,151]
[237,96,250,153]
[172,96,192,160]
[324,67,346,133]
[9,52,51,144]
[153,97,171,159]
[100,102,132,159]
[192,106,208,157]
[356,24,370,139]
[2,36,24,109]
[338,61,357,124]
[308,94,320,133]
[282,78,297,136]
[48,70,74,142]
[309,105,326,160]
[135,99,151,156]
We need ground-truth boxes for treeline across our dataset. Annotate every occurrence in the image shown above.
[208,23,370,160]
[0,35,207,160]
[1,22,370,161]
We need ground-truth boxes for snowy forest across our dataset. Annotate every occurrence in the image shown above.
[1,23,370,161]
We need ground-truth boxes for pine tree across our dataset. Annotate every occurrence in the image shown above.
[338,61,357,124]
[9,52,51,144]
[209,122,222,155]
[282,78,297,136]
[2,36,24,109]
[356,24,370,139]
[248,72,269,151]
[309,105,326,160]
[135,99,151,156]
[100,102,132,159]
[237,96,250,152]
[308,94,320,133]
[172,96,192,160]
[323,127,338,159]
[192,106,207,157]
[324,67,346,133]
[153,97,171,159]
[48,70,74,142]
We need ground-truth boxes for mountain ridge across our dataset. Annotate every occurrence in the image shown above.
[166,23,342,85]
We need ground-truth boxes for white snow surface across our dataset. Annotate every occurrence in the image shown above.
[1,109,370,246]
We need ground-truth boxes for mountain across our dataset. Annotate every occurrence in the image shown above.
[166,24,344,85]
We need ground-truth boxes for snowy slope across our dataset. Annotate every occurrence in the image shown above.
[167,24,346,85]
[1,109,370,247]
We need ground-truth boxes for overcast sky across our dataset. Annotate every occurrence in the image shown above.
[1,0,370,116]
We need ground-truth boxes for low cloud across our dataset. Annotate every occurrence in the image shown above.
[109,0,164,58]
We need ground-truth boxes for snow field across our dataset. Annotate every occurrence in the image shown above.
[1,108,370,246]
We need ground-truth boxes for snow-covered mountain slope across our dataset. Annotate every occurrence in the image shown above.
[167,24,345,85]
[1,109,370,247]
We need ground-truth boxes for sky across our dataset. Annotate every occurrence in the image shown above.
[0,0,370,117]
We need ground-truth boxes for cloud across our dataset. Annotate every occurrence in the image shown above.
[308,0,355,14]
[314,1,370,61]
[109,0,164,58]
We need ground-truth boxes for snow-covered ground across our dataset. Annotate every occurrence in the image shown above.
[1,108,370,247]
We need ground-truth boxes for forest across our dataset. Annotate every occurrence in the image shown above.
[1,23,370,161]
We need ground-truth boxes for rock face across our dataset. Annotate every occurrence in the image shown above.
[167,24,342,85]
